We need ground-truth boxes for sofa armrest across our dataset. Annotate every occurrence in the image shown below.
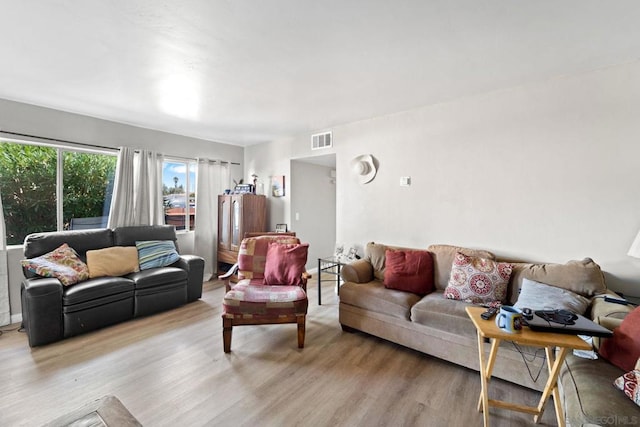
[21,277,64,347]
[591,290,633,321]
[341,259,374,283]
[175,255,205,302]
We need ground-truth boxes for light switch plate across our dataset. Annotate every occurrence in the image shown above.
[400,176,411,186]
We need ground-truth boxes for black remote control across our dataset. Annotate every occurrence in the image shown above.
[481,307,498,320]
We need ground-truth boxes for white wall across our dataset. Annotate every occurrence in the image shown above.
[245,60,640,299]
[0,99,244,322]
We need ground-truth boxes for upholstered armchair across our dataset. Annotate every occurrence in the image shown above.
[220,234,310,353]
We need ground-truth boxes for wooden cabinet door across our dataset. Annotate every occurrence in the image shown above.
[230,195,243,252]
[218,195,231,251]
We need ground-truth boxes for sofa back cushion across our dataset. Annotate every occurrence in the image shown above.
[507,258,606,304]
[113,225,179,251]
[427,244,495,290]
[23,228,114,262]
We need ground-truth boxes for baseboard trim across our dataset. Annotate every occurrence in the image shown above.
[10,313,22,325]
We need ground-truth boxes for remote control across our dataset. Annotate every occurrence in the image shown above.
[481,307,498,320]
[604,295,628,305]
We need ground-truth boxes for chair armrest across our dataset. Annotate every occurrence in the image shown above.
[219,263,239,292]
[175,255,205,302]
[341,259,374,283]
[298,271,312,293]
[21,277,64,347]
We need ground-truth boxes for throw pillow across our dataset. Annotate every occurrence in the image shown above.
[86,246,140,278]
[383,249,434,295]
[135,240,180,270]
[444,252,512,305]
[614,369,640,407]
[513,278,590,315]
[21,243,89,286]
[599,306,640,371]
[237,236,300,280]
[263,242,309,286]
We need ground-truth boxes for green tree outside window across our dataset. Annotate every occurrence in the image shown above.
[0,142,116,245]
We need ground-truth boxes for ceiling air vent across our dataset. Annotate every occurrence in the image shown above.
[311,131,332,150]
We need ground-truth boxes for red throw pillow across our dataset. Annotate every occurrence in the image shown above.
[600,306,640,372]
[383,249,434,295]
[263,242,309,286]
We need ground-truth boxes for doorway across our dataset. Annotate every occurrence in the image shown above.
[290,153,336,272]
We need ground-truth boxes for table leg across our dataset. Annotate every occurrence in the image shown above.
[534,347,568,426]
[477,337,500,412]
[317,258,322,305]
[476,331,491,427]
[337,263,341,296]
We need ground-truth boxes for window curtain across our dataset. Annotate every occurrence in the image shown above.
[134,149,165,226]
[0,190,10,326]
[194,159,229,281]
[108,147,164,228]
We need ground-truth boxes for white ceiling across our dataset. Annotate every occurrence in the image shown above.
[1,1,640,147]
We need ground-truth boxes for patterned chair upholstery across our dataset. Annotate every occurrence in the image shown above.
[220,235,309,353]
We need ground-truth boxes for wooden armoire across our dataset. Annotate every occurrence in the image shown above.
[217,194,267,273]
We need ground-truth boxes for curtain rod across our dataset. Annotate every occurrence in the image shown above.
[0,130,116,151]
[0,130,241,165]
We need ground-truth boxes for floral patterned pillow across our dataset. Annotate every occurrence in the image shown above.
[614,369,640,407]
[444,252,512,305]
[21,243,89,286]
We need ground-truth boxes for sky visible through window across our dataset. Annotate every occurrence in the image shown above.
[163,161,195,193]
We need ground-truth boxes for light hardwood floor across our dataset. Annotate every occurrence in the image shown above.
[0,275,557,426]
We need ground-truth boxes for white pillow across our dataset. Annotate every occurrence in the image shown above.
[513,278,590,315]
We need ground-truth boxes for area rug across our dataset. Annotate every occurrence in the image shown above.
[43,395,141,427]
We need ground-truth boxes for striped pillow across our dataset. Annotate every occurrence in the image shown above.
[135,240,180,270]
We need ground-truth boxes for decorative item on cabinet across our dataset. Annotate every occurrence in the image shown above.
[217,194,267,279]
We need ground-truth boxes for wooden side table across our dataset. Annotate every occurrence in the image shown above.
[466,306,591,427]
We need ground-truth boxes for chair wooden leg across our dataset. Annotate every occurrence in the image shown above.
[223,317,233,353]
[297,315,306,349]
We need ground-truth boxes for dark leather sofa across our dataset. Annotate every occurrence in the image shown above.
[20,225,205,347]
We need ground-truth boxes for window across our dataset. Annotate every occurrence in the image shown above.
[0,141,117,245]
[162,159,196,231]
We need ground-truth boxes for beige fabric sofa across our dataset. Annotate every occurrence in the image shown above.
[338,243,637,423]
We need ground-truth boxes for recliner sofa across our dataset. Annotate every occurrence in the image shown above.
[21,225,205,347]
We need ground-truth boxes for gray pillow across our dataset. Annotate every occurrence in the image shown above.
[513,278,590,315]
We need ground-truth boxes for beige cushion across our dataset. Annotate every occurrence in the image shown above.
[86,246,140,278]
[410,291,476,339]
[508,258,606,304]
[427,244,495,290]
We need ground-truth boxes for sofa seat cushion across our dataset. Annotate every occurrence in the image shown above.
[560,354,639,426]
[410,291,476,339]
[63,277,135,306]
[339,280,422,320]
[127,267,187,290]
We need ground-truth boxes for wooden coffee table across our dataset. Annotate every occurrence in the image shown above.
[466,306,591,427]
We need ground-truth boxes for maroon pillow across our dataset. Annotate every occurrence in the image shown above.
[600,306,640,372]
[263,242,309,286]
[383,249,434,295]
